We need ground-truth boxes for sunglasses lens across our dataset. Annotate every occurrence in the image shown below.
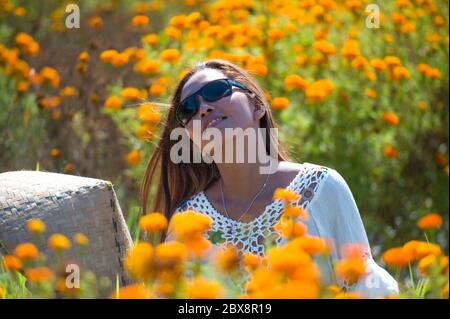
[202,79,230,101]
[178,98,198,125]
[177,79,232,125]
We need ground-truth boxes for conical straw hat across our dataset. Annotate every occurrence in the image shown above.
[0,170,133,286]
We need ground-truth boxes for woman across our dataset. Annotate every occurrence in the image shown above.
[140,59,398,298]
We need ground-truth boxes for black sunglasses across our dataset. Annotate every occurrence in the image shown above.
[176,78,254,126]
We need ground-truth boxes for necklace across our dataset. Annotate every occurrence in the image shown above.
[219,172,271,223]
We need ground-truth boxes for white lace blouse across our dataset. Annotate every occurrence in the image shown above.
[166,162,399,298]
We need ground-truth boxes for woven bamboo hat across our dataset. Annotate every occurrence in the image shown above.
[0,170,133,285]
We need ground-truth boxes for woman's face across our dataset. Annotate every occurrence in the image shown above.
[179,68,264,154]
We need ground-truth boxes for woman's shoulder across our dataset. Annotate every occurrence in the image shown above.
[173,191,206,214]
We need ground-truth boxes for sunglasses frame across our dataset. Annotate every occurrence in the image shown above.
[176,78,254,126]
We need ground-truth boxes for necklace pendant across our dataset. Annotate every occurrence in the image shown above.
[208,229,225,244]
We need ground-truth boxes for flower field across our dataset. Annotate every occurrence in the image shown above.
[0,0,448,298]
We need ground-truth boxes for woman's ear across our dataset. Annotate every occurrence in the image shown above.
[254,107,265,120]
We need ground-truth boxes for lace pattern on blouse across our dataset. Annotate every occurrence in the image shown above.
[175,163,330,257]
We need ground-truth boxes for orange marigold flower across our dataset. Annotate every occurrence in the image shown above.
[139,212,168,233]
[245,63,268,77]
[242,252,262,272]
[112,284,153,299]
[384,145,399,159]
[401,22,415,33]
[137,103,156,119]
[48,233,71,251]
[263,280,319,299]
[341,40,360,59]
[313,39,336,56]
[104,96,122,111]
[160,48,181,63]
[425,67,441,79]
[25,267,54,283]
[417,254,447,276]
[165,26,182,40]
[335,259,366,286]
[270,97,289,110]
[139,110,160,124]
[268,29,285,41]
[366,71,377,81]
[40,66,60,88]
[273,188,300,202]
[13,6,26,17]
[14,242,39,261]
[100,49,118,63]
[335,244,367,285]
[134,59,160,74]
[215,243,240,273]
[284,205,308,220]
[186,277,223,299]
[132,15,149,27]
[88,16,103,30]
[73,233,89,246]
[384,56,401,67]
[351,56,368,70]
[60,86,78,98]
[3,255,22,272]
[435,151,448,166]
[64,162,75,174]
[305,79,334,104]
[417,213,443,230]
[27,218,46,234]
[143,33,159,46]
[78,51,89,63]
[403,240,443,261]
[16,81,30,92]
[127,149,142,166]
[371,58,387,72]
[383,112,400,126]
[170,15,188,29]
[433,15,446,27]
[136,123,156,140]
[284,74,309,91]
[125,242,154,281]
[149,83,166,96]
[111,52,130,67]
[267,245,312,276]
[244,267,280,297]
[170,210,213,240]
[184,236,212,259]
[334,292,362,299]
[366,88,377,99]
[154,241,188,270]
[382,247,413,268]
[416,63,429,74]
[289,236,330,256]
[417,101,428,110]
[121,87,140,101]
[50,148,61,158]
[392,66,410,80]
[14,32,39,56]
[274,218,307,239]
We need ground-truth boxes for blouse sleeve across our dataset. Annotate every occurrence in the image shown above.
[309,168,399,298]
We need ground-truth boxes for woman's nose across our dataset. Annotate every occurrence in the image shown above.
[197,97,213,118]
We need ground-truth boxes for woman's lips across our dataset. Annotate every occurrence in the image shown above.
[204,116,227,130]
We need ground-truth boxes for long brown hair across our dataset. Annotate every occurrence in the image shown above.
[140,59,291,237]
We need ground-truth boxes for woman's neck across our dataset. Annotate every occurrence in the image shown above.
[214,157,278,202]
